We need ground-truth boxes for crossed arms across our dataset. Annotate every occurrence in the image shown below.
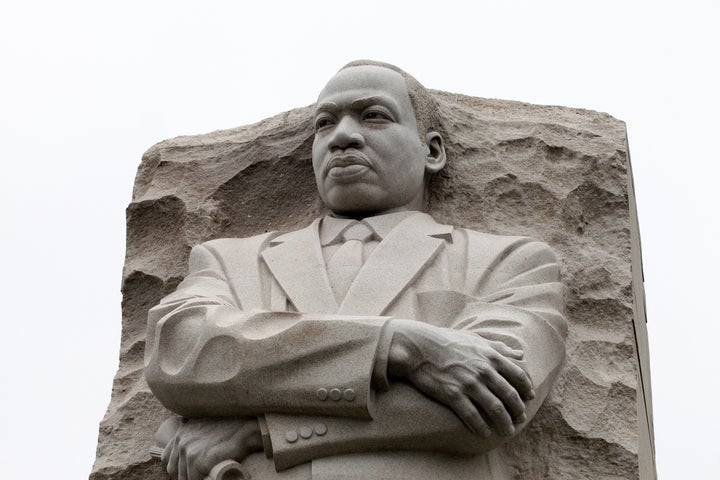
[145,232,567,478]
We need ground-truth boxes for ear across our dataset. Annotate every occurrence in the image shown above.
[424,131,447,174]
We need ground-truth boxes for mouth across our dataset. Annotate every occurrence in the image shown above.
[324,153,372,180]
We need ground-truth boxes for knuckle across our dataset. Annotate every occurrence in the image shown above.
[186,444,201,458]
[507,394,523,410]
[474,362,491,378]
[476,421,492,437]
[506,368,526,384]
[515,365,530,380]
[444,384,462,400]
[489,340,502,349]
[497,384,516,398]
[488,402,507,417]
[178,439,190,452]
[492,353,510,367]
[512,366,527,380]
[508,387,523,401]
[458,408,475,422]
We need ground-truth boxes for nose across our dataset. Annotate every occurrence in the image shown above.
[328,116,365,151]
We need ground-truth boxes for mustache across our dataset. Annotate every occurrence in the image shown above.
[324,150,372,175]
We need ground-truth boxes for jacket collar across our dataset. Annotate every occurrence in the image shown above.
[263,212,453,315]
[319,211,418,246]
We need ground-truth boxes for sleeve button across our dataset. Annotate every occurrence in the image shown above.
[343,388,356,401]
[317,388,328,401]
[314,423,328,436]
[299,426,313,439]
[329,388,342,401]
[285,431,298,443]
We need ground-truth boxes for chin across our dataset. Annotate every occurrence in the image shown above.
[323,187,386,215]
[326,201,389,218]
[327,204,378,217]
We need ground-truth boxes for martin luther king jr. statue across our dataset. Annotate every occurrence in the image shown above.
[144,60,568,480]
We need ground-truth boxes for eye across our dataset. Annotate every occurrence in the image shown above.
[362,109,393,123]
[314,116,334,131]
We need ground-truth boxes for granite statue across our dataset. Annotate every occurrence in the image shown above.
[144,60,568,480]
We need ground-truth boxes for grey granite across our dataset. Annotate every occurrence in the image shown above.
[91,63,654,480]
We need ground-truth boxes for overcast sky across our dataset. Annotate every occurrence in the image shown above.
[1,1,718,479]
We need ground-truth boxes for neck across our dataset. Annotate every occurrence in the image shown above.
[330,206,424,221]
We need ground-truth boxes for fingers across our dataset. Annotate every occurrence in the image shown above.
[188,461,204,480]
[445,388,494,437]
[177,446,188,480]
[397,326,538,438]
[467,383,516,436]
[161,442,172,469]
[165,432,201,480]
[478,370,524,422]
[178,440,207,480]
[460,357,531,434]
[491,354,535,401]
[483,341,533,400]
[488,340,524,360]
[409,372,490,437]
[165,438,179,479]
[184,447,206,480]
[162,418,261,480]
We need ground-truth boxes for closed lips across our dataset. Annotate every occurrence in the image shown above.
[325,154,372,175]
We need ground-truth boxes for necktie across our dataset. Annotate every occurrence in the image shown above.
[327,222,374,303]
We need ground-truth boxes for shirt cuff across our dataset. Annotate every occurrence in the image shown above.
[257,415,273,458]
[371,319,395,392]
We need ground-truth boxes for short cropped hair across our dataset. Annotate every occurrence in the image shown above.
[340,60,441,140]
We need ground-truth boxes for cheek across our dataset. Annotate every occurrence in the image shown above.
[311,140,324,171]
[386,131,425,156]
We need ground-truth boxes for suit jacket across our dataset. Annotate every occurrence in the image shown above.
[145,212,567,479]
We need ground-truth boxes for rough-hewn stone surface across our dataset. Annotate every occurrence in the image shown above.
[91,91,651,479]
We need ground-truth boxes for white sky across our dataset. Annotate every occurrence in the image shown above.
[1,1,718,478]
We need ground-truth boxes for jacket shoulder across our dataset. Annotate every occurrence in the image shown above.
[200,231,279,255]
[185,232,280,273]
[455,227,560,294]
[458,227,558,264]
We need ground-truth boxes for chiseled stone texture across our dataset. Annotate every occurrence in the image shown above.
[91,92,643,479]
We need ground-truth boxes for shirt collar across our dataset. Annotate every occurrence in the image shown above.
[319,211,418,246]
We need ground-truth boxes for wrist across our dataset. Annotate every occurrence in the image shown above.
[387,319,433,378]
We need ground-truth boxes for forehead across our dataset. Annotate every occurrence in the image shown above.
[316,66,413,113]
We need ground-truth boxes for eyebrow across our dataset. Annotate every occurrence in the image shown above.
[350,95,399,111]
[315,101,338,114]
[314,95,400,117]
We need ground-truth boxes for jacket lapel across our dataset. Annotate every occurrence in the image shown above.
[339,213,453,316]
[261,220,339,314]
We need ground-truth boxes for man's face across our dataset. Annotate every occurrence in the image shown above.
[312,66,432,216]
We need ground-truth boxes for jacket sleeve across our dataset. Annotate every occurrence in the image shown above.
[144,240,391,419]
[263,235,567,470]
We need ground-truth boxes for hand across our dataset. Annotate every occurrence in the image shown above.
[386,319,534,438]
[161,417,263,480]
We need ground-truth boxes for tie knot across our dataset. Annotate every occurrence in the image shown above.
[342,222,374,243]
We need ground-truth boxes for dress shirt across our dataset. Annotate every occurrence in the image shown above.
[319,211,417,265]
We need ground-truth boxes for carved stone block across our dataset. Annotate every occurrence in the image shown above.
[91,91,653,479]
